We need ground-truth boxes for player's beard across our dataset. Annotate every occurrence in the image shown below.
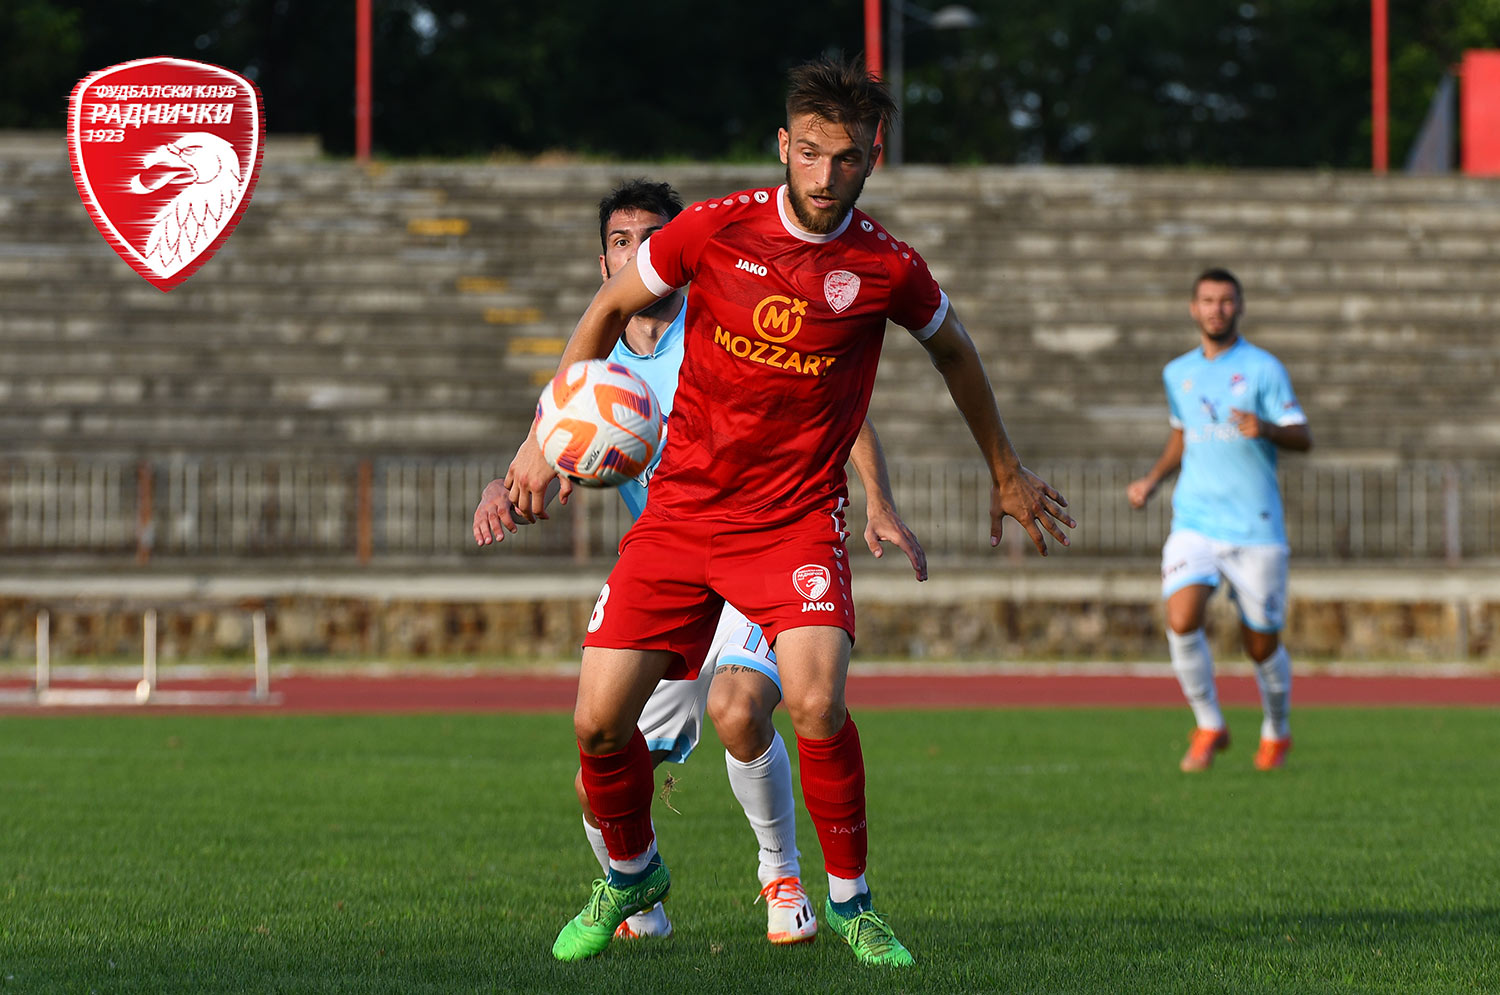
[784,165,865,234]
[1200,316,1240,342]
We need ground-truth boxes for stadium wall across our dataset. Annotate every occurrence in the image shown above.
[1,566,1496,666]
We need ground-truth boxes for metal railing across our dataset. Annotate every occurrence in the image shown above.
[0,457,1494,562]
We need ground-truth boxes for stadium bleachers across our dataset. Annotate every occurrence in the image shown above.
[3,130,1498,663]
[4,132,1498,466]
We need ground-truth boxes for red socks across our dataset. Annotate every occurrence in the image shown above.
[579,728,655,859]
[796,714,868,879]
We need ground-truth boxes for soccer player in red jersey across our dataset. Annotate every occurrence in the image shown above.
[508,56,1075,966]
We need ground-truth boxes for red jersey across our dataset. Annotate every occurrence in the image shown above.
[635,185,947,526]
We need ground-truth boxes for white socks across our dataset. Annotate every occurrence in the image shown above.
[1167,627,1292,740]
[724,732,801,885]
[583,817,610,875]
[828,872,869,904]
[1253,644,1293,740]
[584,816,667,930]
[1167,627,1224,731]
[581,816,656,877]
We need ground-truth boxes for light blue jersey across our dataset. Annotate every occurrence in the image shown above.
[608,303,686,520]
[1163,338,1306,544]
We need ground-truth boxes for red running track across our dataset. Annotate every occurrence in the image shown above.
[4,671,1500,714]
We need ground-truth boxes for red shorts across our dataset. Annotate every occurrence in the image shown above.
[582,504,855,679]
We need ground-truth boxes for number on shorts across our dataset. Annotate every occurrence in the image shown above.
[587,583,610,633]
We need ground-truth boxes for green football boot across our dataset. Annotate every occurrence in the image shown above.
[824,897,915,967]
[551,862,672,962]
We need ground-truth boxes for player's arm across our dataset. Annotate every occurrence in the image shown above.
[473,476,561,545]
[918,305,1074,555]
[505,262,666,520]
[1126,429,1184,509]
[848,419,927,581]
[1229,410,1313,452]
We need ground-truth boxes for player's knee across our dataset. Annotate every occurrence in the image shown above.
[709,693,773,761]
[1243,629,1280,662]
[1165,608,1203,635]
[783,688,846,738]
[573,710,631,755]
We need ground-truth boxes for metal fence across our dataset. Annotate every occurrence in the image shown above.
[0,457,1495,562]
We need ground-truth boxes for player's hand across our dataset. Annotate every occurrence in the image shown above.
[991,466,1074,555]
[1125,477,1154,509]
[863,501,927,581]
[473,478,526,545]
[505,434,569,522]
[1229,408,1263,439]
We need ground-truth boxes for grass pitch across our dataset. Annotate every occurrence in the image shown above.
[2,707,1497,994]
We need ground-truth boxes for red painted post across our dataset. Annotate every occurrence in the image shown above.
[356,460,373,564]
[355,0,372,162]
[865,0,885,168]
[1372,0,1388,172]
[1460,51,1500,174]
[865,0,883,80]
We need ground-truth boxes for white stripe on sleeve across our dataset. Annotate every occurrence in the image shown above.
[907,290,950,342]
[635,236,676,298]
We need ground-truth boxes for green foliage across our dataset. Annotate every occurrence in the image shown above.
[0,1,83,128]
[2,707,1497,992]
[12,1,1500,164]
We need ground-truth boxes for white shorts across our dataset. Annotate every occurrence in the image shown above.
[1161,528,1289,633]
[637,603,780,763]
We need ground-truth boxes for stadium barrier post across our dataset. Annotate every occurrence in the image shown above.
[1443,462,1462,564]
[142,609,157,702]
[571,488,589,563]
[253,610,270,701]
[35,609,50,695]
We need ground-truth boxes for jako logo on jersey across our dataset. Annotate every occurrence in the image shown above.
[823,270,860,313]
[792,564,831,601]
[735,258,768,277]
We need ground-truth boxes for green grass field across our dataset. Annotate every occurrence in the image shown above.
[2,707,1497,994]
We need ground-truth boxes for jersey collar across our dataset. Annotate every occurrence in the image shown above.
[1199,336,1244,362]
[776,184,853,243]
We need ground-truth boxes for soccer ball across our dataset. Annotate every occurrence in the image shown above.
[534,359,662,488]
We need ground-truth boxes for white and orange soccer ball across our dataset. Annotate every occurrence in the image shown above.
[534,359,663,488]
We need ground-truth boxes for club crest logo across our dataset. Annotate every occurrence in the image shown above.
[792,564,831,601]
[67,57,265,292]
[1229,372,1248,396]
[823,270,860,314]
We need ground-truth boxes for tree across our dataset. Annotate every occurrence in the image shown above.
[6,0,1500,167]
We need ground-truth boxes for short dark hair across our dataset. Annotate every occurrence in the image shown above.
[1193,267,1243,299]
[598,179,684,253]
[785,54,896,147]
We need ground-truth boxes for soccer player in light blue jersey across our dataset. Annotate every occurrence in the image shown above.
[1128,269,1312,773]
[474,179,925,946]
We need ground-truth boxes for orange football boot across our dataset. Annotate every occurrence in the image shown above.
[1179,727,1230,772]
[1253,737,1292,771]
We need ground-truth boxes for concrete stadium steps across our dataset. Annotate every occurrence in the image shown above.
[2,134,1497,460]
[0,404,531,455]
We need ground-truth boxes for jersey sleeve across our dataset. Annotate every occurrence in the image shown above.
[887,241,948,340]
[1165,367,1185,429]
[1260,357,1307,426]
[636,202,719,296]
